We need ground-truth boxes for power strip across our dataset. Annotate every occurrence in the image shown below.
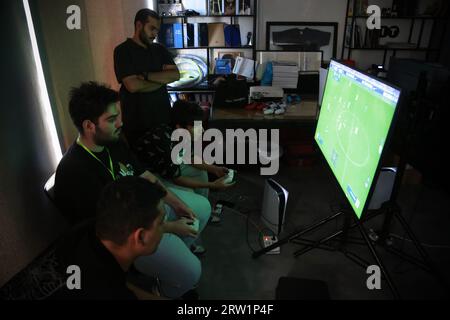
[262,235,280,255]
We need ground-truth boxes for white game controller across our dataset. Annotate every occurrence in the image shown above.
[183,217,199,233]
[223,169,235,184]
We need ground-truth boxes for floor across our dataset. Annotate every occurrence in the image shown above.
[197,160,450,300]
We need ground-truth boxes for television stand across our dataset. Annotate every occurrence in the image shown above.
[252,199,450,299]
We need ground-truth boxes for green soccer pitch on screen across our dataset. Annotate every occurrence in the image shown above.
[315,60,401,219]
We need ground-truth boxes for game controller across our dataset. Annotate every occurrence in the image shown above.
[184,217,200,233]
[223,169,236,184]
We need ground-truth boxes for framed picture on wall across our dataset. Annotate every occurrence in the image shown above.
[266,22,338,63]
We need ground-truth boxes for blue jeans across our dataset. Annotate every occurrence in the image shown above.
[134,186,211,298]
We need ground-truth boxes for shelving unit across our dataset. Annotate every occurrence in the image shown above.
[158,0,258,92]
[341,0,449,67]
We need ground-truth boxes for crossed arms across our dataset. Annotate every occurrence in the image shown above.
[122,65,180,93]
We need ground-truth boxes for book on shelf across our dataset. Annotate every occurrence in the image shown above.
[345,22,353,47]
[199,23,209,46]
[215,58,232,74]
[208,23,226,47]
[159,23,183,48]
[193,23,199,47]
[353,24,362,48]
[180,23,209,48]
[363,28,381,48]
[183,23,195,47]
[224,24,242,47]
[233,56,255,78]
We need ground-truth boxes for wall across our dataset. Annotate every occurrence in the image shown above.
[257,0,438,70]
[33,0,149,151]
[0,0,67,287]
[31,0,446,151]
[84,0,151,91]
[0,0,154,289]
[33,0,96,150]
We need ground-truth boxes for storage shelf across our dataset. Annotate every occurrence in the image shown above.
[168,79,256,92]
[342,0,448,66]
[345,46,440,51]
[162,14,255,18]
[167,46,254,50]
[167,79,213,92]
[168,87,216,93]
[351,15,446,20]
[159,0,258,87]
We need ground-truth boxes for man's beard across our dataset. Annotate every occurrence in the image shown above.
[93,126,120,147]
[139,30,153,47]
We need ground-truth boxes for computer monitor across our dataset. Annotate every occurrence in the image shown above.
[261,179,289,235]
[315,60,401,219]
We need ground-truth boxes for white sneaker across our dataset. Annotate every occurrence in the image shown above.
[191,244,206,255]
[263,106,275,115]
[274,106,286,115]
[210,215,221,224]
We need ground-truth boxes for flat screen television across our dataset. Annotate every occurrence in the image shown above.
[315,60,401,218]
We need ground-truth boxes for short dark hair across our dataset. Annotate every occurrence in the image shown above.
[134,8,160,28]
[96,177,167,245]
[68,81,119,133]
[170,100,205,128]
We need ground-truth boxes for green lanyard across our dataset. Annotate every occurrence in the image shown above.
[77,137,116,181]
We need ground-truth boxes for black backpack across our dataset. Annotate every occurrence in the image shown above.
[213,75,249,108]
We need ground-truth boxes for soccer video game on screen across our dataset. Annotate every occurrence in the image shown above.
[315,60,400,218]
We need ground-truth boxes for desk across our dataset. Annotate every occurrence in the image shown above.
[209,100,319,129]
[207,99,320,167]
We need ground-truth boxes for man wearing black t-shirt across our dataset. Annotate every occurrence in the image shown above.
[114,8,180,147]
[54,82,210,298]
[52,177,166,300]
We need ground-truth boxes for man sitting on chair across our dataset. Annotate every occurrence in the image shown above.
[132,100,235,222]
[54,82,210,298]
[51,177,167,300]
